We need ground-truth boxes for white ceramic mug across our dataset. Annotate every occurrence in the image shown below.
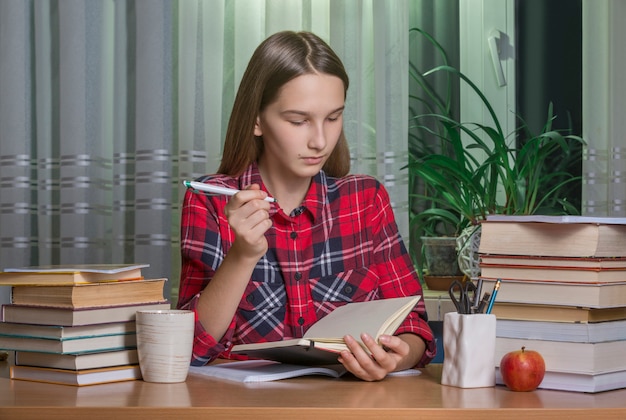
[135,309,195,383]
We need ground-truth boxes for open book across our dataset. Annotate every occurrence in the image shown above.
[231,295,420,365]
[189,360,421,383]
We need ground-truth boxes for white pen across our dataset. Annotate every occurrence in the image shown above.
[182,180,277,203]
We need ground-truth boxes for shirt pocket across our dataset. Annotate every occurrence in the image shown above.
[239,279,287,312]
[310,266,379,304]
[238,257,285,311]
[235,280,287,342]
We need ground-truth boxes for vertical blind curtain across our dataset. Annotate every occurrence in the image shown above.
[0,0,409,304]
[581,0,626,217]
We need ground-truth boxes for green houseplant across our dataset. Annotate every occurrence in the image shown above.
[407,28,584,282]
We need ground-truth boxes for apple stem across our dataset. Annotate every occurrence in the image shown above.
[521,346,525,352]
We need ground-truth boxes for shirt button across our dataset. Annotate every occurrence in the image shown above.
[246,294,255,303]
[290,232,297,239]
[298,317,305,326]
[344,286,353,294]
[294,272,302,281]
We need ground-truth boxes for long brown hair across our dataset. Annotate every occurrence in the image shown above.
[217,31,350,177]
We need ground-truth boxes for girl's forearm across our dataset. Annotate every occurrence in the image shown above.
[195,250,260,341]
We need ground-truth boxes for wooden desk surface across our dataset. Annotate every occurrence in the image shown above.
[2,357,626,419]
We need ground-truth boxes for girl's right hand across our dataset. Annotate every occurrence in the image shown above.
[223,184,273,260]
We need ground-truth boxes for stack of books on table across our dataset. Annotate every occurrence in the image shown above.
[478,215,626,393]
[0,264,170,386]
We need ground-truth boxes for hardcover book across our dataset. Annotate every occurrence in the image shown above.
[0,263,149,285]
[495,336,626,375]
[480,264,626,283]
[479,215,626,257]
[231,295,420,365]
[495,367,626,393]
[1,301,171,326]
[480,254,626,269]
[14,349,139,370]
[490,302,626,323]
[0,331,136,354]
[496,318,626,343]
[480,278,626,308]
[10,364,141,386]
[10,278,167,308]
[0,320,135,339]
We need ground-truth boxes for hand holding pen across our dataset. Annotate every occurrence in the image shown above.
[184,180,275,259]
[183,180,277,203]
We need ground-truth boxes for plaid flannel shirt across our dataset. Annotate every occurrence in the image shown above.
[177,163,436,366]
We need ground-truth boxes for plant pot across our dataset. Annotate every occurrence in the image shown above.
[421,236,463,277]
[424,275,465,291]
[457,225,482,279]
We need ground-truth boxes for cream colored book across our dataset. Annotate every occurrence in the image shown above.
[480,278,626,308]
[495,336,626,375]
[1,264,149,285]
[231,295,420,365]
[480,255,626,269]
[10,278,167,308]
[490,302,626,323]
[496,318,626,343]
[495,367,626,393]
[0,331,137,354]
[10,364,141,386]
[479,215,626,257]
[14,349,139,371]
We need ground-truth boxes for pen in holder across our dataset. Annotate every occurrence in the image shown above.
[441,312,496,388]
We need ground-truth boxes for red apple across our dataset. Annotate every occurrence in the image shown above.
[500,346,546,391]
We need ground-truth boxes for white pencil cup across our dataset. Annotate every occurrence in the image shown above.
[441,312,496,388]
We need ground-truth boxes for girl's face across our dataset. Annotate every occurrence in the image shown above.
[255,73,345,181]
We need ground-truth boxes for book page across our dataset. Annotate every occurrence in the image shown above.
[303,296,420,341]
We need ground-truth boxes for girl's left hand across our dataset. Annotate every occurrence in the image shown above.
[337,333,423,381]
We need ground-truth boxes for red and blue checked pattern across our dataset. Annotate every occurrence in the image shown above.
[178,163,436,366]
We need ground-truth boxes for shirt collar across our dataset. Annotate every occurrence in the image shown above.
[243,163,327,223]
[299,171,326,222]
